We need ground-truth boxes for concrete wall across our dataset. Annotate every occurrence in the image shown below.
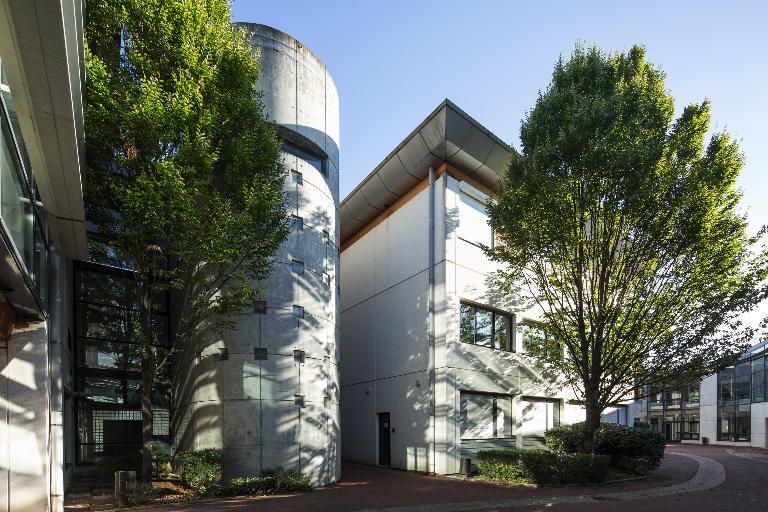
[173,24,340,486]
[700,374,718,444]
[0,321,51,512]
[340,179,432,471]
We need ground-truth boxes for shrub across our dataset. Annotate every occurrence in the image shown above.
[125,483,164,506]
[177,449,222,491]
[216,468,312,496]
[152,448,172,478]
[476,448,608,485]
[545,422,666,472]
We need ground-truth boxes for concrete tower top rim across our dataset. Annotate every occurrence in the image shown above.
[234,22,336,84]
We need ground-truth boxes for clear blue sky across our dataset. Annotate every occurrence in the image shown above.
[232,0,767,325]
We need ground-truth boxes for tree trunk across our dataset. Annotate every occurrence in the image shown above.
[141,355,154,482]
[583,387,601,453]
[140,282,154,483]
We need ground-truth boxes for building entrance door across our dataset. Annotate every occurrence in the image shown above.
[664,422,672,442]
[378,413,391,466]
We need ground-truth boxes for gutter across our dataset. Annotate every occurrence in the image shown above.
[428,166,436,473]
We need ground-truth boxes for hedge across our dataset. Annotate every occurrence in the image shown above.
[215,468,312,496]
[177,449,222,491]
[476,448,609,485]
[545,422,666,472]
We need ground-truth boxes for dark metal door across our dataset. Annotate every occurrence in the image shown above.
[378,413,391,466]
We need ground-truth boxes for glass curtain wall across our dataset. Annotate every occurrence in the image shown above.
[0,60,49,308]
[717,357,763,442]
[647,384,699,441]
[74,261,170,463]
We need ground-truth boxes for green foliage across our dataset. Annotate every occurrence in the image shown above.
[84,0,289,481]
[96,454,142,480]
[546,422,665,471]
[152,448,172,478]
[487,43,768,451]
[215,468,313,496]
[476,448,609,485]
[177,449,222,491]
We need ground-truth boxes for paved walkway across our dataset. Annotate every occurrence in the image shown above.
[134,444,768,512]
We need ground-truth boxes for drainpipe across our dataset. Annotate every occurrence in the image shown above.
[428,166,436,474]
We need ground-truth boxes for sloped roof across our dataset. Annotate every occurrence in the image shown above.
[340,99,515,245]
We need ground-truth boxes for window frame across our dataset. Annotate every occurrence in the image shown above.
[459,301,514,352]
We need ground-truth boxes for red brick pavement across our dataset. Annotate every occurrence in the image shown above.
[132,444,768,512]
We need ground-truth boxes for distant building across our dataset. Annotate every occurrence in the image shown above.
[338,100,638,474]
[641,340,768,447]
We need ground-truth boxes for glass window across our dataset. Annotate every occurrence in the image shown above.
[291,215,303,231]
[475,308,492,348]
[734,362,751,402]
[736,404,751,441]
[458,189,492,247]
[291,170,303,184]
[719,368,734,404]
[460,392,513,439]
[291,260,304,274]
[752,357,765,403]
[718,405,735,441]
[459,302,512,351]
[283,142,325,175]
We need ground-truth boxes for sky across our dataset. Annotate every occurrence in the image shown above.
[231,0,768,327]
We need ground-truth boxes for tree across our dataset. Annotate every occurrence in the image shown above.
[84,0,289,481]
[487,45,767,452]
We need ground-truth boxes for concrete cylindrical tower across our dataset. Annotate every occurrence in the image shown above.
[172,24,340,486]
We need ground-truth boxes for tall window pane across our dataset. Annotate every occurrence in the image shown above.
[459,304,475,344]
[474,309,492,348]
[494,314,509,351]
[734,362,751,402]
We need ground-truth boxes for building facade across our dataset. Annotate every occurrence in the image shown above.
[642,340,768,448]
[172,24,341,486]
[339,101,637,474]
[0,1,87,510]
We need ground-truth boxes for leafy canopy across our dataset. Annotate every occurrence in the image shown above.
[488,45,767,414]
[84,0,288,352]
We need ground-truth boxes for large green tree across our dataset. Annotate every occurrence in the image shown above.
[487,45,767,452]
[84,0,288,481]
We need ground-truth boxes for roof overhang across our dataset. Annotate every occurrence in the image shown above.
[340,99,515,245]
[0,0,87,259]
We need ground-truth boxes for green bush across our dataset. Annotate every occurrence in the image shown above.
[476,448,608,485]
[177,449,222,491]
[152,448,172,478]
[215,468,312,496]
[545,422,666,472]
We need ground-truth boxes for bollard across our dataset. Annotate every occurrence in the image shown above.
[460,457,472,476]
[114,470,137,507]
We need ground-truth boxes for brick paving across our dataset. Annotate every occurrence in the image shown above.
[131,444,768,512]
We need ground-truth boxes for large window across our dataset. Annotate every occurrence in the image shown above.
[74,262,170,463]
[0,63,49,307]
[460,392,513,439]
[460,302,512,351]
[717,361,755,442]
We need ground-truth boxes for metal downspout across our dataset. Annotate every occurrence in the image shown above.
[428,166,436,474]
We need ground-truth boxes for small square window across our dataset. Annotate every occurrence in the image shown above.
[292,305,304,318]
[323,272,330,285]
[324,396,330,408]
[322,230,329,242]
[291,216,303,231]
[254,301,267,314]
[294,350,305,363]
[291,260,304,274]
[219,347,229,361]
[254,347,268,361]
[291,170,303,185]
[294,394,305,407]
